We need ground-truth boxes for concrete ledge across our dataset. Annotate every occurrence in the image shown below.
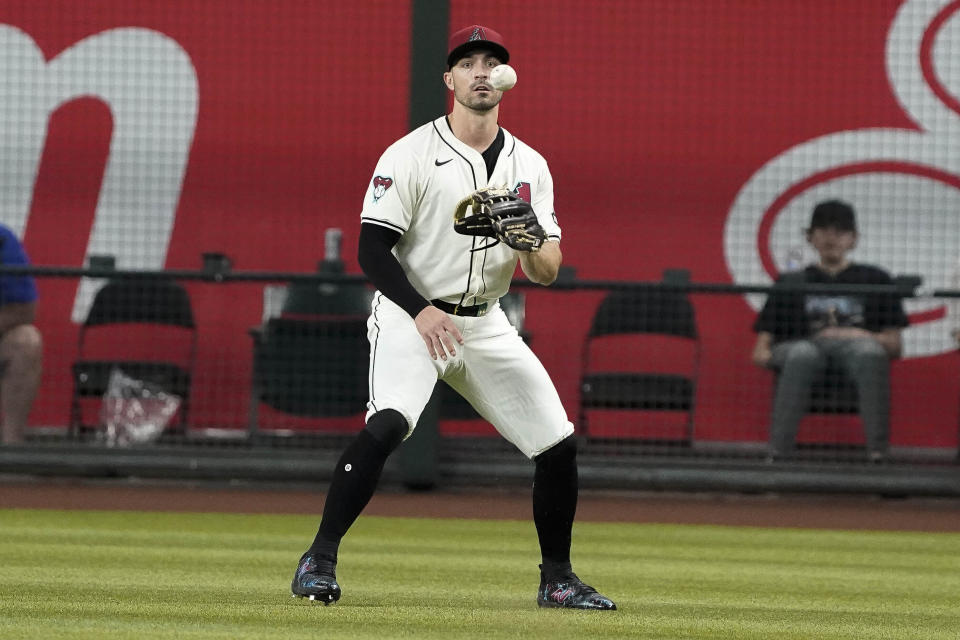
[2,443,959,497]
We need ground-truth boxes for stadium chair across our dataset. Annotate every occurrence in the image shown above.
[772,364,861,453]
[797,364,860,414]
[69,278,197,439]
[579,269,700,443]
[247,279,372,435]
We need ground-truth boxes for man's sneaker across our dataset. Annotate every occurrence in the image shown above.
[291,552,341,605]
[537,570,617,610]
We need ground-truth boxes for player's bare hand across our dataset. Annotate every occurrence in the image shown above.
[415,306,464,361]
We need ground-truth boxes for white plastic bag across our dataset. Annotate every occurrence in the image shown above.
[100,368,181,447]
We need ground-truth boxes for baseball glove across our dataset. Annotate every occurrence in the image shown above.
[453,187,546,252]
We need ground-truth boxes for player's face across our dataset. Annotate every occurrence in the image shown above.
[444,51,504,113]
[808,226,857,265]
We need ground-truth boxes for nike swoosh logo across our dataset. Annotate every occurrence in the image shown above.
[435,158,453,166]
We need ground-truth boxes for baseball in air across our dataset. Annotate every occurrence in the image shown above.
[489,64,517,91]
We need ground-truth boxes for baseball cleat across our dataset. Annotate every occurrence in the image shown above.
[291,552,341,605]
[537,571,617,610]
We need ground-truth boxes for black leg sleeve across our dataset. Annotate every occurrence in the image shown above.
[308,410,407,557]
[532,435,578,572]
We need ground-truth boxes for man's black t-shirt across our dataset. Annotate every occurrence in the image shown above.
[753,263,909,343]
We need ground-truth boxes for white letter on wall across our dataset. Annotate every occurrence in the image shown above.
[0,26,198,321]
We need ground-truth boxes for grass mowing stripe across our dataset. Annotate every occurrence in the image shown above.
[1,509,959,639]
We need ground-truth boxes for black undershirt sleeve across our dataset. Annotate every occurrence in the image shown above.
[357,223,430,319]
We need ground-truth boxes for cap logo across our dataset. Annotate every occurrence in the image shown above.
[469,27,483,42]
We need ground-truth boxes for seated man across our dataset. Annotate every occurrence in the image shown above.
[751,200,908,462]
[0,225,42,445]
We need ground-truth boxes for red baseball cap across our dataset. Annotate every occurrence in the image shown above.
[447,25,510,69]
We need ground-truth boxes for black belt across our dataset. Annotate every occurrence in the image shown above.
[431,299,489,317]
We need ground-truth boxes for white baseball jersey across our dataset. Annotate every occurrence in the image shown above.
[357,116,573,459]
[360,115,561,308]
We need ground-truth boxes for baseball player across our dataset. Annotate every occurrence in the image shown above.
[291,25,615,610]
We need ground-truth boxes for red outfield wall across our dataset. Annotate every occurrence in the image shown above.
[4,0,960,448]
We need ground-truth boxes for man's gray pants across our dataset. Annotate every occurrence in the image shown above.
[767,337,890,455]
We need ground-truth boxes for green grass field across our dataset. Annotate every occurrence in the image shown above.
[1,508,959,639]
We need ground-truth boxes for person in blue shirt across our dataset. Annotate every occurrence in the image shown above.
[0,225,42,445]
